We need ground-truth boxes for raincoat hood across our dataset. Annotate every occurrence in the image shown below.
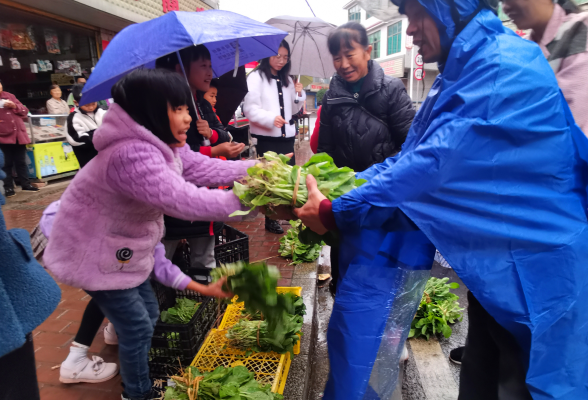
[391,0,498,54]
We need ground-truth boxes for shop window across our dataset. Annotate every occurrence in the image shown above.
[387,21,402,55]
[368,31,380,60]
[0,4,98,114]
[349,5,361,22]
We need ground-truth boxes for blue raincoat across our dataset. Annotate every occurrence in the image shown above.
[324,1,588,399]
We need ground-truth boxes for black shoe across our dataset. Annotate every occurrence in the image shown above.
[4,187,16,198]
[265,218,284,234]
[121,388,159,400]
[21,185,40,192]
[449,346,464,365]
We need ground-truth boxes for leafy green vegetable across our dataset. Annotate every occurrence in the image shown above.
[165,365,283,400]
[210,262,292,333]
[225,313,302,356]
[161,298,201,325]
[278,220,323,264]
[229,152,366,219]
[408,277,464,340]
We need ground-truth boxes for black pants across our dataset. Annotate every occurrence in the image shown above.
[0,333,40,400]
[72,146,98,169]
[459,292,533,400]
[253,135,296,166]
[75,298,106,346]
[0,143,30,189]
[330,245,339,287]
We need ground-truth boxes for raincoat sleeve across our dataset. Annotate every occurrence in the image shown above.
[243,72,276,129]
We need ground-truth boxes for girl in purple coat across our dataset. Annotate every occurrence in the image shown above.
[44,69,257,400]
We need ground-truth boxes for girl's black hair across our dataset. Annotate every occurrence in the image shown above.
[49,84,60,91]
[256,40,292,88]
[111,68,192,145]
[72,83,85,102]
[155,45,211,73]
[327,22,369,56]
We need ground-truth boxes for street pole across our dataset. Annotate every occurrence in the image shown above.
[410,46,414,103]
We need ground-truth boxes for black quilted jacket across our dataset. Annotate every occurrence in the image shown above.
[318,60,415,172]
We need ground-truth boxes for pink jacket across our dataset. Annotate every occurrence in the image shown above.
[0,91,29,145]
[533,5,588,135]
[44,103,256,291]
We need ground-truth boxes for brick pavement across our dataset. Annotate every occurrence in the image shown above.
[1,138,315,400]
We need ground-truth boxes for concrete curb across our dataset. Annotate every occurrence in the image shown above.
[282,260,319,400]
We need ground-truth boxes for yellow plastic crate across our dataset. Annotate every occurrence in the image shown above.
[190,329,292,394]
[219,287,303,354]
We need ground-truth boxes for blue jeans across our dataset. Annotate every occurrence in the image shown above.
[86,279,159,399]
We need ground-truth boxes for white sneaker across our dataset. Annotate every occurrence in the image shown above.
[104,322,118,345]
[59,356,119,384]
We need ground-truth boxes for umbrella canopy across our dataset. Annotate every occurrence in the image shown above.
[81,10,287,105]
[214,66,247,127]
[266,16,336,79]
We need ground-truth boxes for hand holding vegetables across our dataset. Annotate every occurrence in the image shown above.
[293,175,328,235]
[186,277,232,299]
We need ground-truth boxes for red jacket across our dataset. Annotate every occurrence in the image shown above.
[0,91,29,145]
[310,106,321,154]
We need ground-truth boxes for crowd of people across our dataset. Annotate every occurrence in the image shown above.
[0,0,587,399]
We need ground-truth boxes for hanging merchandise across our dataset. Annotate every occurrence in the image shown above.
[9,24,35,50]
[0,56,3,67]
[44,60,53,71]
[0,24,11,49]
[37,60,47,72]
[44,29,60,54]
[30,63,38,73]
[9,58,21,69]
[26,26,37,51]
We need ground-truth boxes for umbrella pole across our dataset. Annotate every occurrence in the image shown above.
[176,50,211,146]
[176,50,200,120]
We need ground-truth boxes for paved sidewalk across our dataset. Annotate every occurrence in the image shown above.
[2,138,315,400]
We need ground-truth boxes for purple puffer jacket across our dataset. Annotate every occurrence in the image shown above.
[44,103,256,291]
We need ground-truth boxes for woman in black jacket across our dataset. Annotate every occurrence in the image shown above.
[318,22,415,295]
[318,22,415,173]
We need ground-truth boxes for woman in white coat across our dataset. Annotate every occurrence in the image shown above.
[244,40,306,233]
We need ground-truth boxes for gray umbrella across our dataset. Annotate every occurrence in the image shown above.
[265,16,336,79]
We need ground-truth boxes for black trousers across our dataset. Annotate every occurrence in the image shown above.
[75,298,106,346]
[459,291,533,400]
[253,135,296,166]
[0,143,30,189]
[0,333,40,400]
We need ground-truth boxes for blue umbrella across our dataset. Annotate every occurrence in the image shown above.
[81,10,288,105]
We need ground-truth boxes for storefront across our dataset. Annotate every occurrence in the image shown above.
[0,3,100,179]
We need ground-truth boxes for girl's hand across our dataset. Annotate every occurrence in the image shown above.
[197,119,212,138]
[211,142,245,158]
[274,116,287,128]
[187,277,233,298]
[295,83,303,96]
[203,278,233,298]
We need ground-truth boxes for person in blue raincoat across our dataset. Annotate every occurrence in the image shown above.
[295,0,588,398]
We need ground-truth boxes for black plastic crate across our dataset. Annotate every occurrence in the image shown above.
[149,283,225,381]
[214,225,249,266]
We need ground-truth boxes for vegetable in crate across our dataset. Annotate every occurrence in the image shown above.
[161,298,201,324]
[165,365,283,400]
[279,220,323,264]
[210,262,293,332]
[409,277,464,340]
[229,152,366,219]
[225,313,303,355]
